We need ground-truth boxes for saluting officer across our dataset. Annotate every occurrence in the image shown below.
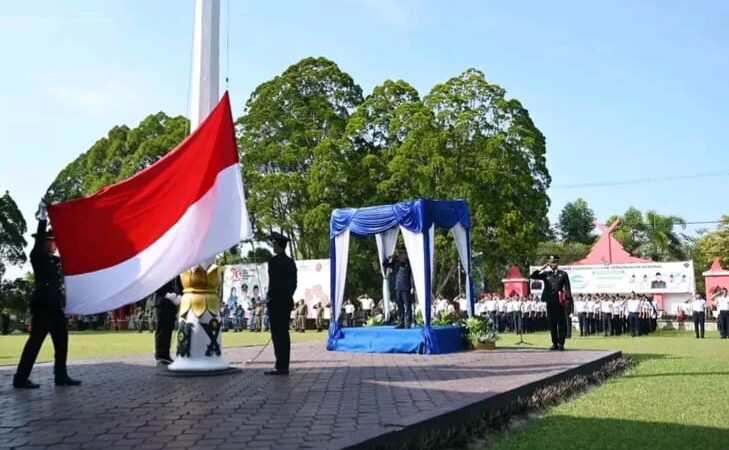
[530,255,572,351]
[265,232,297,375]
[13,200,81,389]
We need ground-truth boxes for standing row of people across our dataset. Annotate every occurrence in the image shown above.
[572,293,657,338]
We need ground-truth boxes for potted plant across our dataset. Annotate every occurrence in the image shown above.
[464,316,499,350]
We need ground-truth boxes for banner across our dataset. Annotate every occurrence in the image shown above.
[294,259,331,319]
[223,259,330,318]
[529,261,696,295]
[223,264,268,310]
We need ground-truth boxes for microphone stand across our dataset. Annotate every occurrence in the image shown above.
[514,307,532,346]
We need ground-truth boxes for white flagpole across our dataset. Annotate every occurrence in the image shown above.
[168,0,230,374]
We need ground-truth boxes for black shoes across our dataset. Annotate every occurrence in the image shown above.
[55,376,82,386]
[13,378,40,389]
[549,345,558,351]
[264,370,289,375]
[558,344,565,351]
[156,358,173,366]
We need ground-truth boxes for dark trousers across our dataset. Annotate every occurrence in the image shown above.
[578,312,586,336]
[602,313,612,336]
[269,310,291,371]
[154,303,177,360]
[396,290,413,326]
[693,312,705,338]
[546,302,567,347]
[15,311,68,382]
[628,313,639,336]
[718,311,728,338]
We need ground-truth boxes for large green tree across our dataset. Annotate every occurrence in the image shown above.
[0,191,27,281]
[238,57,363,259]
[46,113,189,202]
[696,216,729,269]
[557,198,595,244]
[383,69,551,288]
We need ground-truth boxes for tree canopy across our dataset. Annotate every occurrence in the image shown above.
[557,198,595,244]
[0,191,27,281]
[46,112,189,202]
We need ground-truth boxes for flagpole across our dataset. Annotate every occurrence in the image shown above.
[167,0,232,375]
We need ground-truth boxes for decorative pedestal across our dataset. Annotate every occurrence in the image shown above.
[167,265,233,374]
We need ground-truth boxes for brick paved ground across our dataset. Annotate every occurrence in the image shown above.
[0,342,618,450]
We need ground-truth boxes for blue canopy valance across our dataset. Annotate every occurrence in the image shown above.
[330,199,471,238]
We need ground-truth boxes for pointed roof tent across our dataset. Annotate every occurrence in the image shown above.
[572,220,652,265]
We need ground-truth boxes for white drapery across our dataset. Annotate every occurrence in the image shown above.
[332,229,350,323]
[400,225,435,321]
[375,227,400,320]
[450,223,473,316]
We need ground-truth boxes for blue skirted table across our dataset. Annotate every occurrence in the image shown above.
[327,325,464,354]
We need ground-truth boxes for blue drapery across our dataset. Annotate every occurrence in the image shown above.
[328,199,472,354]
[330,199,471,238]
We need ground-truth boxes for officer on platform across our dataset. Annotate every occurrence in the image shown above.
[265,232,297,375]
[154,276,182,365]
[383,248,415,329]
[530,255,572,351]
[13,200,81,389]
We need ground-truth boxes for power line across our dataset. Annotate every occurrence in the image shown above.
[552,171,729,189]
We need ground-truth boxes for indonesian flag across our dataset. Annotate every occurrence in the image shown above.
[48,92,252,314]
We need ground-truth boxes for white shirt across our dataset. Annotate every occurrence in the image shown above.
[601,300,613,313]
[627,299,641,313]
[612,302,623,315]
[344,304,355,314]
[497,299,507,312]
[717,296,729,311]
[692,298,707,313]
[360,297,373,311]
[486,299,497,312]
[573,300,585,314]
[457,297,468,312]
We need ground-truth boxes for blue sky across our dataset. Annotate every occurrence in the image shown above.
[2,0,728,277]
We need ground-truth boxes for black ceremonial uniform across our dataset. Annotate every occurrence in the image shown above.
[14,220,69,385]
[530,268,572,349]
[154,276,182,362]
[267,252,297,372]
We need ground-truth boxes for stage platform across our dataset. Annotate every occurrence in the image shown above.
[0,341,620,450]
[328,325,464,354]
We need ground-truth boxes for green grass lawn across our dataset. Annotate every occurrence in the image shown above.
[0,329,327,366]
[486,330,729,450]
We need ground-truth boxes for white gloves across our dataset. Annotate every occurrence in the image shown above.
[172,295,181,306]
[36,199,48,221]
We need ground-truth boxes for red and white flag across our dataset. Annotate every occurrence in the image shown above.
[48,92,251,314]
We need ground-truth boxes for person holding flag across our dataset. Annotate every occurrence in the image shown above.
[13,200,81,389]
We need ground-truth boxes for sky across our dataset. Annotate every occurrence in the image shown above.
[2,0,729,278]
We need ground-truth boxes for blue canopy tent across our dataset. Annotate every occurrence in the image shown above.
[327,199,475,354]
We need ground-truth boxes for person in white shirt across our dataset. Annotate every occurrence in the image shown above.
[455,293,468,315]
[358,294,374,320]
[713,288,729,339]
[486,296,497,322]
[573,295,586,337]
[585,296,596,336]
[691,294,707,339]
[344,300,356,328]
[601,297,613,336]
[611,298,624,336]
[626,294,642,337]
[497,297,507,332]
